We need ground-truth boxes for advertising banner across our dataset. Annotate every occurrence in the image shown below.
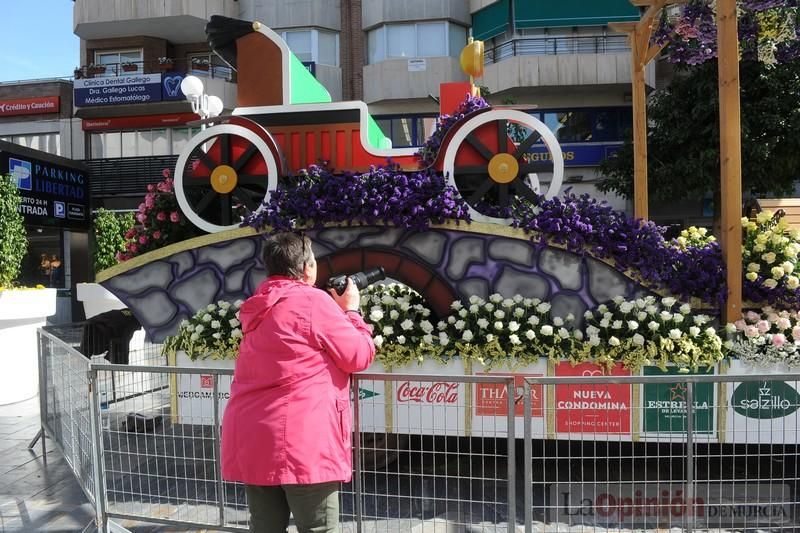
[525,142,622,167]
[160,72,187,101]
[640,366,716,441]
[391,360,466,436]
[725,360,800,444]
[74,74,162,106]
[0,142,90,229]
[550,482,794,529]
[554,362,632,436]
[82,112,197,131]
[473,360,547,438]
[0,96,59,117]
[173,352,232,424]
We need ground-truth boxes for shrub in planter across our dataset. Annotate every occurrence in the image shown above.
[0,175,28,287]
[92,208,135,273]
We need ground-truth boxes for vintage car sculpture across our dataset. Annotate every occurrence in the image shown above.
[174,15,565,232]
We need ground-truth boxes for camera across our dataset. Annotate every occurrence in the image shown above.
[327,267,386,295]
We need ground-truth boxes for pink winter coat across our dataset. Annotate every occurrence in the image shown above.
[221,276,375,486]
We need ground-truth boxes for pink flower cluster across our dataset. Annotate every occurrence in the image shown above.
[733,308,800,349]
[117,169,198,261]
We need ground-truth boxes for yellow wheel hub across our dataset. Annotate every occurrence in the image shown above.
[210,165,238,194]
[487,153,519,184]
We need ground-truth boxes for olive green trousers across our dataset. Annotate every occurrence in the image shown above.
[245,482,339,533]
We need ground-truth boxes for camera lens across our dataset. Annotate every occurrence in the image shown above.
[351,267,386,290]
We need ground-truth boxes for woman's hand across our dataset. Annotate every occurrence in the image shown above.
[329,278,360,312]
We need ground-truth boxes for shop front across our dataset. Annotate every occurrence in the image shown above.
[0,140,91,323]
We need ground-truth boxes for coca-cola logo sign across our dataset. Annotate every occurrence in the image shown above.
[397,381,459,404]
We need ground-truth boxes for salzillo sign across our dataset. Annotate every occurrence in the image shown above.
[731,380,800,419]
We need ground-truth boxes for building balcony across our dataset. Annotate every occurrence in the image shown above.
[363,57,467,104]
[73,59,236,82]
[73,0,238,42]
[480,35,655,94]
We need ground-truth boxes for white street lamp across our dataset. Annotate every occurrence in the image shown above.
[180,75,223,129]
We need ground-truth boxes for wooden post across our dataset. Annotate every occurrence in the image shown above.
[716,0,743,322]
[630,28,649,220]
[611,1,675,221]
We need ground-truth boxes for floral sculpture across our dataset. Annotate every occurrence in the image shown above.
[117,169,199,261]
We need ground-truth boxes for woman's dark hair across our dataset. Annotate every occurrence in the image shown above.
[262,232,314,279]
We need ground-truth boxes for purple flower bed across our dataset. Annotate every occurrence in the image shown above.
[416,93,489,167]
[511,193,728,305]
[244,163,471,232]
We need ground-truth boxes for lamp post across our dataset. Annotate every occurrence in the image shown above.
[180,75,224,130]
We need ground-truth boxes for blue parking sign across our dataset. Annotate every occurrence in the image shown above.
[9,157,31,190]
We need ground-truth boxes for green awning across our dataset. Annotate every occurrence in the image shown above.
[472,0,510,41]
[514,0,640,29]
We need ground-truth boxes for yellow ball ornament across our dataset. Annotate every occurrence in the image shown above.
[459,39,484,78]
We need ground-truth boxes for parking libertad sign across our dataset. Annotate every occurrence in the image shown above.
[0,141,90,229]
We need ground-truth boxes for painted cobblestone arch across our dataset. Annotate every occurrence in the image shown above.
[97,222,654,342]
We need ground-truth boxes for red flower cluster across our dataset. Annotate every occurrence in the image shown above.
[117,169,199,261]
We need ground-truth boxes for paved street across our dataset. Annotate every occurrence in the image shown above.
[0,397,96,532]
[0,397,198,533]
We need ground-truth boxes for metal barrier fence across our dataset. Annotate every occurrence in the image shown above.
[37,328,800,532]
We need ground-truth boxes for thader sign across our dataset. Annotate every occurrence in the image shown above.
[0,141,90,229]
[74,73,162,107]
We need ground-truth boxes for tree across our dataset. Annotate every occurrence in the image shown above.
[0,175,28,287]
[598,59,800,204]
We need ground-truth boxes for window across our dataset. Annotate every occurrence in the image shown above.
[387,25,416,58]
[541,111,592,142]
[285,31,313,62]
[0,133,60,155]
[95,49,142,77]
[280,29,340,66]
[18,228,65,289]
[367,22,467,64]
[524,108,632,145]
[374,114,436,148]
[90,127,198,158]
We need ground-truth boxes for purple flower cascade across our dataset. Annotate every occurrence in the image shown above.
[511,193,728,305]
[416,93,489,167]
[245,163,471,232]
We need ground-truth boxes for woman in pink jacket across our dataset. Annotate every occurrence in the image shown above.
[221,232,375,532]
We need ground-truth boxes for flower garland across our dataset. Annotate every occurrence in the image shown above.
[436,294,582,369]
[724,307,800,368]
[163,300,243,361]
[581,295,723,373]
[360,283,442,367]
[741,211,800,305]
